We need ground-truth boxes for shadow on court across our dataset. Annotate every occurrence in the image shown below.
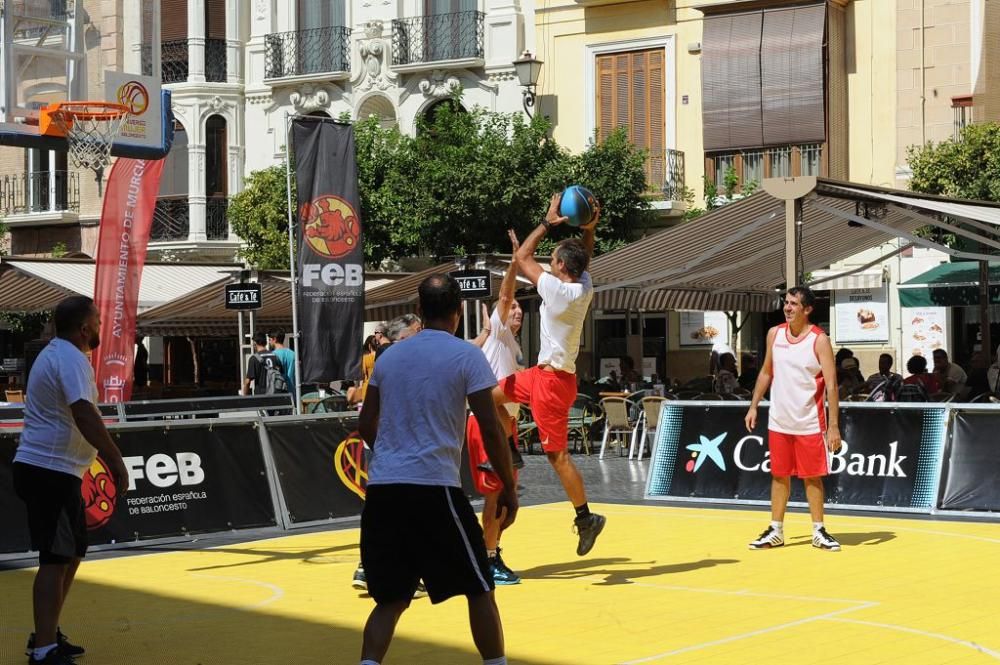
[186,542,361,572]
[0,569,562,665]
[785,530,897,547]
[517,557,740,586]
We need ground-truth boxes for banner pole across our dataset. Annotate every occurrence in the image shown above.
[285,113,303,415]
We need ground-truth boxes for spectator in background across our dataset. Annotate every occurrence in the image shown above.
[619,356,641,389]
[738,354,760,391]
[835,348,855,371]
[243,332,284,396]
[837,357,866,398]
[866,353,902,386]
[932,349,967,396]
[375,314,423,361]
[715,352,739,395]
[986,344,1000,395]
[904,355,940,394]
[965,351,991,400]
[133,335,149,390]
[268,330,296,395]
[354,335,379,406]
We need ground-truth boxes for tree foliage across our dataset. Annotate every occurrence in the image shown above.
[906,122,1000,248]
[229,94,654,269]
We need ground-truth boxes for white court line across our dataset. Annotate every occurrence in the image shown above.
[188,573,285,610]
[624,579,875,606]
[619,602,878,664]
[826,617,1000,660]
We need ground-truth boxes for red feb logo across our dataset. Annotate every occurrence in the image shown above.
[81,456,118,530]
[302,195,361,260]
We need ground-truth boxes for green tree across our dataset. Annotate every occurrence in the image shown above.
[229,94,655,269]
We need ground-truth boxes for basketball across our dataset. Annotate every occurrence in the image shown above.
[559,185,597,227]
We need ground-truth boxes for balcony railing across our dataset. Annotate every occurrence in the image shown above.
[392,11,484,66]
[207,196,229,240]
[152,196,190,241]
[0,171,79,215]
[662,149,685,201]
[265,26,351,79]
[142,39,227,83]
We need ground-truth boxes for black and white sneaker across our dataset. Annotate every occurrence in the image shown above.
[351,563,367,590]
[27,629,84,658]
[749,525,785,550]
[812,527,841,551]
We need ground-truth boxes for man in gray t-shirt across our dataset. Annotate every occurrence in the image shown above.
[358,274,517,665]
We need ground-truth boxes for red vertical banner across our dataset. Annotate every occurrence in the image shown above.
[91,158,165,403]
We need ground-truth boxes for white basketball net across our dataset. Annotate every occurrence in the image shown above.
[50,104,130,174]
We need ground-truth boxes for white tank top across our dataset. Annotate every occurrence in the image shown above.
[769,323,826,435]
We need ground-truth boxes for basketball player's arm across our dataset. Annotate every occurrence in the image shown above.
[745,327,777,432]
[496,229,520,325]
[71,400,129,495]
[472,303,491,349]
[515,193,570,285]
[578,200,601,259]
[468,387,518,529]
[358,385,380,446]
[815,333,842,452]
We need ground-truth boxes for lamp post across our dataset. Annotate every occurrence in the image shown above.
[513,50,543,118]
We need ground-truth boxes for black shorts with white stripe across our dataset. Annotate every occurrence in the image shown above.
[361,483,494,604]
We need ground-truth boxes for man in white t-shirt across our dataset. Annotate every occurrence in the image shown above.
[358,274,517,665]
[468,230,525,585]
[13,296,129,665]
[495,192,607,557]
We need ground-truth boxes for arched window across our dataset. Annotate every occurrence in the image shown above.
[357,95,397,130]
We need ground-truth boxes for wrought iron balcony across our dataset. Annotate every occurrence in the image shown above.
[265,26,351,79]
[0,171,79,215]
[142,39,227,83]
[206,196,229,240]
[152,196,190,241]
[392,11,484,67]
[662,149,685,201]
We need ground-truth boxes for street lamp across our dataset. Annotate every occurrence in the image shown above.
[513,50,543,118]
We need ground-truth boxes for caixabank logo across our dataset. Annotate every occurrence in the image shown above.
[301,195,363,288]
[683,432,909,478]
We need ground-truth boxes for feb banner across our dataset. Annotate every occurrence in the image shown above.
[647,402,947,511]
[91,157,165,402]
[292,118,364,383]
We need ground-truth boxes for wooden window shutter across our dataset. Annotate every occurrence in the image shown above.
[760,3,826,146]
[597,48,666,190]
[160,0,187,41]
[206,0,226,40]
[648,49,665,189]
[826,3,848,179]
[702,12,763,151]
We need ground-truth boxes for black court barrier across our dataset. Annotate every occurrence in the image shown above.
[122,394,294,421]
[646,402,948,512]
[262,415,366,525]
[0,420,277,553]
[938,409,1000,512]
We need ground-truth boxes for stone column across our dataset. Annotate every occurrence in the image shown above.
[188,0,206,82]
[188,144,207,241]
[226,0,242,83]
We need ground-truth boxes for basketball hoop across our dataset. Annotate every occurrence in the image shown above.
[39,101,130,191]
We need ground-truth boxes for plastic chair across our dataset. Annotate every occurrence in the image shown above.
[4,390,23,403]
[930,392,955,403]
[598,396,640,459]
[567,393,602,455]
[515,406,539,454]
[695,392,724,400]
[636,396,667,461]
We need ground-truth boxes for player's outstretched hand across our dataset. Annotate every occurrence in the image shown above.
[496,485,519,531]
[545,193,569,227]
[579,199,601,232]
[508,228,520,256]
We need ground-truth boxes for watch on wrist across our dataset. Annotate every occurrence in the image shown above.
[541,218,554,232]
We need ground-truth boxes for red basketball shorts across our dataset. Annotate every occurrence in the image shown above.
[500,366,577,452]
[768,430,828,478]
[466,414,519,495]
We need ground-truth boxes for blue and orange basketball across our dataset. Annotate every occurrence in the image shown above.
[559,185,597,227]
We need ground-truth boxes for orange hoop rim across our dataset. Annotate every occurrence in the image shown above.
[46,101,130,121]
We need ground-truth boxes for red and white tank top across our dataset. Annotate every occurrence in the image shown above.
[769,323,826,435]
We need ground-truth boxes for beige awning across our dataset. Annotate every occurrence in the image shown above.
[589,177,1000,311]
[807,268,884,291]
[0,257,239,313]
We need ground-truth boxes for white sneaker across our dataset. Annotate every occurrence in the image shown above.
[749,525,784,549]
[812,527,841,551]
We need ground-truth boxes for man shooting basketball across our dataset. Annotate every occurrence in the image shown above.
[496,193,605,556]
[745,286,842,552]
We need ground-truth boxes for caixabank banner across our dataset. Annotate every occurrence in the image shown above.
[647,403,947,511]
